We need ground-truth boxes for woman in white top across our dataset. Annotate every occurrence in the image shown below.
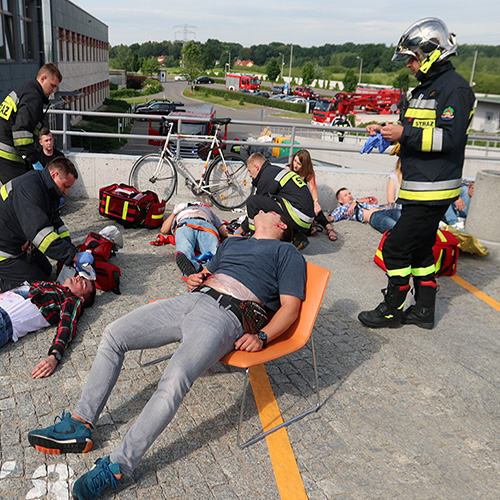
[387,158,402,207]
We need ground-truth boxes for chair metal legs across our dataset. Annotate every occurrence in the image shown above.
[236,334,322,449]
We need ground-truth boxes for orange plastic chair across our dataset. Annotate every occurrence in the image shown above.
[138,262,331,448]
[220,261,330,447]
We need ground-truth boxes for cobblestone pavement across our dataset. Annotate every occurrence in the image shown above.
[0,198,498,500]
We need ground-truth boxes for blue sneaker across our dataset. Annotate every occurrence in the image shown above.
[28,410,93,454]
[72,456,121,500]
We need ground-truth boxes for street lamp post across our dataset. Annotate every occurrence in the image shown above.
[279,52,284,81]
[222,50,231,74]
[357,56,363,86]
[287,44,293,94]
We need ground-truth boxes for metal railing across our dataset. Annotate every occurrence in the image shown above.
[48,109,500,163]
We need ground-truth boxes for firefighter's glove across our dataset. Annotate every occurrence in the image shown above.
[75,251,95,271]
[33,161,44,170]
[360,133,391,154]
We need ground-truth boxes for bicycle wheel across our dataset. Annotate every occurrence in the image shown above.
[205,153,253,210]
[129,153,177,202]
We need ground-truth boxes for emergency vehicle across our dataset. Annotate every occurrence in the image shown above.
[147,104,228,159]
[225,73,261,92]
[312,89,403,126]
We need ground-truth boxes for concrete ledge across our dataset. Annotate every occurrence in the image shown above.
[466,170,500,242]
[67,152,393,213]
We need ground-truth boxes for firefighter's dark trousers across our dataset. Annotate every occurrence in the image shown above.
[0,249,52,292]
[382,204,449,286]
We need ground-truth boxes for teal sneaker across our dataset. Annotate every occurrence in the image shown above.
[72,456,121,500]
[28,410,93,455]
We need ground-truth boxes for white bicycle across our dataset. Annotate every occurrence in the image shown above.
[129,117,253,210]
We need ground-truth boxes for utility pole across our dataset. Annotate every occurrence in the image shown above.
[357,56,363,86]
[469,49,478,87]
[279,52,284,81]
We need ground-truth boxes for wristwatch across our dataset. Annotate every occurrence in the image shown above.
[49,351,62,362]
[257,331,267,348]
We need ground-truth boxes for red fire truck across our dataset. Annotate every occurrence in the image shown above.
[226,73,261,92]
[312,89,403,126]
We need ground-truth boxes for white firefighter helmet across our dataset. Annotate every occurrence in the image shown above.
[392,18,457,64]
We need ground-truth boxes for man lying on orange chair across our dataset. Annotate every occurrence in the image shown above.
[28,210,306,500]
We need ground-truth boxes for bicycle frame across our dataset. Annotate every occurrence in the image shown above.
[154,120,230,196]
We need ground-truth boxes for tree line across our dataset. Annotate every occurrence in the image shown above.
[109,39,500,93]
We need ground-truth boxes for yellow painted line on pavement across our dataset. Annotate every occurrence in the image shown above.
[249,365,308,500]
[452,275,500,311]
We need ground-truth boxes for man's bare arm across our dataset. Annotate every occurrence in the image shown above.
[234,294,302,352]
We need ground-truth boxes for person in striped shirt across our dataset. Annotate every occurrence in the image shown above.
[0,275,95,378]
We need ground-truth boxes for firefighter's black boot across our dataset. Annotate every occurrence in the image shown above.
[402,279,437,329]
[358,282,410,328]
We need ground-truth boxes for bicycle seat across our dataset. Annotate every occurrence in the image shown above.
[211,118,231,125]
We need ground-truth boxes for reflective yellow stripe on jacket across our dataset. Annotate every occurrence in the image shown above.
[399,179,461,203]
[33,226,61,254]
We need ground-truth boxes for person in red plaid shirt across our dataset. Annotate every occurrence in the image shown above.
[0,275,95,378]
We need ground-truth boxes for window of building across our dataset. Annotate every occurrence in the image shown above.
[66,29,71,62]
[0,0,15,60]
[18,0,34,60]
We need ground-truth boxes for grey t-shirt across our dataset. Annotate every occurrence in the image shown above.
[206,237,306,311]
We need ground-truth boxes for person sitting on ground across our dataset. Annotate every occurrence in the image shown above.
[238,152,315,250]
[327,187,402,234]
[387,158,402,209]
[38,127,65,167]
[287,149,338,241]
[158,202,228,277]
[28,210,305,500]
[0,275,96,378]
[442,181,474,229]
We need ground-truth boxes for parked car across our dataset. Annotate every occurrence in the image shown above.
[253,91,270,98]
[135,101,185,119]
[269,93,287,100]
[174,74,187,81]
[271,85,284,95]
[194,76,214,84]
[238,88,253,94]
[293,87,319,100]
[283,96,308,104]
[135,98,173,112]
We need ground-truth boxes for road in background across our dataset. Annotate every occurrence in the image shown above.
[117,80,312,155]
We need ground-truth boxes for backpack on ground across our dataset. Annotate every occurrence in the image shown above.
[374,228,460,277]
[94,260,121,294]
[78,232,115,262]
[76,232,122,294]
[99,183,165,228]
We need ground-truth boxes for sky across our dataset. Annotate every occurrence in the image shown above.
[73,0,500,48]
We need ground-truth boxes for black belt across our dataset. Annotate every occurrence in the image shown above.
[192,285,243,325]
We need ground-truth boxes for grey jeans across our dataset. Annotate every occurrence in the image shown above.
[74,292,243,476]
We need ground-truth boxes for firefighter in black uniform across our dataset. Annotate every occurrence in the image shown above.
[0,63,62,184]
[332,114,349,142]
[358,18,475,330]
[0,157,93,291]
[239,152,315,249]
